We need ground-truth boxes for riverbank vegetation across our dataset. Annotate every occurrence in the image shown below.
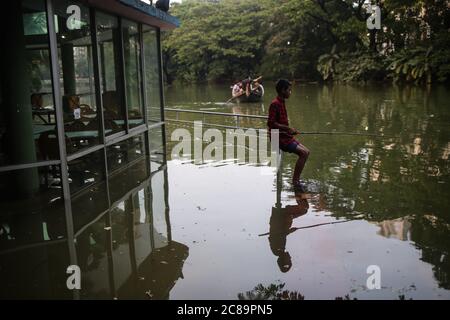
[162,0,450,85]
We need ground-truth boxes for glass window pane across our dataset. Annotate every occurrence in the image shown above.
[123,20,144,128]
[107,135,149,204]
[133,187,153,268]
[96,12,126,136]
[76,215,111,299]
[71,175,109,233]
[151,170,168,249]
[143,25,162,123]
[0,165,66,252]
[53,1,101,155]
[0,0,56,167]
[110,199,133,292]
[68,149,105,195]
[107,134,146,173]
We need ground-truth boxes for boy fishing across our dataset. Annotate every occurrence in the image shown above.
[267,80,310,192]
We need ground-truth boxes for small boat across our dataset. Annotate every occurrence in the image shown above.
[230,83,265,103]
[237,85,264,103]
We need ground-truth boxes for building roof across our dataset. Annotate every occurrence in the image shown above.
[85,0,180,30]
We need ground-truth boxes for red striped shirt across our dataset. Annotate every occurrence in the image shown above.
[267,96,295,146]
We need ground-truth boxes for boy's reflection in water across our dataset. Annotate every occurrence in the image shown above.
[269,194,309,273]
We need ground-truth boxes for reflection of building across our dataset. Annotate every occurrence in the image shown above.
[0,0,182,299]
[377,218,412,241]
[442,142,450,160]
[0,165,189,299]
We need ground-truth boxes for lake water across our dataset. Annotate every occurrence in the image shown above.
[163,83,450,300]
[1,83,448,300]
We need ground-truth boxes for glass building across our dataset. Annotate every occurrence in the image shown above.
[0,0,184,299]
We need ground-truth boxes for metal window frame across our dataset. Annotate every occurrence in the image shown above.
[156,28,168,165]
[105,124,148,147]
[105,130,127,144]
[140,23,152,168]
[46,0,79,300]
[0,160,61,173]
[118,17,130,133]
[163,164,172,243]
[67,144,105,163]
[139,23,149,128]
[90,8,107,146]
[46,0,77,261]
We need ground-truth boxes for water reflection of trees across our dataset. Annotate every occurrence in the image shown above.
[280,85,449,222]
[281,85,450,289]
[164,84,450,290]
[237,283,412,300]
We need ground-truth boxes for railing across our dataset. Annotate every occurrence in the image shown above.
[165,108,267,130]
[165,107,284,173]
[165,108,394,138]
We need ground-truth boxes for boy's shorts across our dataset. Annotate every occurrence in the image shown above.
[280,140,300,153]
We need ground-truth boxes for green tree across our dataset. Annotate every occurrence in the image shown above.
[162,0,450,84]
[163,0,270,82]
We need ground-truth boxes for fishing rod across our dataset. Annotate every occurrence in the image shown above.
[297,131,398,138]
[167,120,398,139]
[166,113,398,139]
[258,219,350,237]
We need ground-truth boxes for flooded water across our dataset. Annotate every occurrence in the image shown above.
[1,83,449,300]
[164,83,450,300]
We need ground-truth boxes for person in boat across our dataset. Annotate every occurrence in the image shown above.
[232,81,243,98]
[267,79,310,192]
[241,77,252,97]
[251,77,264,96]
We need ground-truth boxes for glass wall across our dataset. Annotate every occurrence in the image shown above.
[0,0,170,299]
[0,1,165,169]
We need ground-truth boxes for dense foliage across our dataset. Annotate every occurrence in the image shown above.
[163,0,450,84]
